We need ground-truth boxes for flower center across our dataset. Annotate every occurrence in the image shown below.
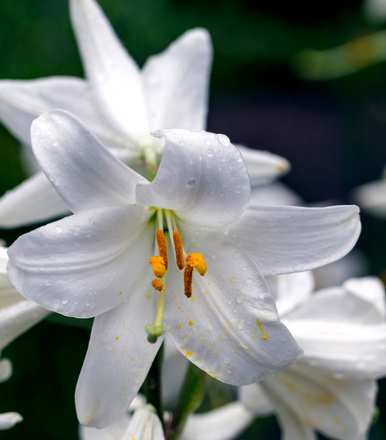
[145,209,207,343]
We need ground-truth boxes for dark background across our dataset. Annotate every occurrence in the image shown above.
[1,0,386,438]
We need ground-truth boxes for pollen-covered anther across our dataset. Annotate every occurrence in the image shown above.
[184,253,207,298]
[152,278,164,292]
[156,229,168,269]
[173,229,185,270]
[186,253,207,276]
[149,256,166,278]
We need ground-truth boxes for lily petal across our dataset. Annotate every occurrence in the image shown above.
[143,29,212,131]
[166,229,301,385]
[136,129,250,227]
[31,110,146,212]
[0,412,23,430]
[70,0,149,144]
[0,173,68,228]
[248,182,302,209]
[267,271,314,317]
[0,359,12,383]
[239,384,274,416]
[236,145,290,186]
[76,292,162,428]
[229,205,361,276]
[263,364,376,440]
[183,402,253,440]
[354,178,386,217]
[0,77,125,149]
[80,415,129,440]
[8,206,151,318]
[125,406,164,440]
[285,280,386,379]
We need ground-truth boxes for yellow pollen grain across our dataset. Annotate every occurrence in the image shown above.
[173,229,185,270]
[149,256,166,278]
[256,319,269,341]
[186,253,207,276]
[188,319,194,327]
[156,229,168,269]
[152,278,164,292]
[115,336,120,341]
[184,351,193,358]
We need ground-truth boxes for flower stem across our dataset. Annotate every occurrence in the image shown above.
[170,363,206,440]
[144,343,164,429]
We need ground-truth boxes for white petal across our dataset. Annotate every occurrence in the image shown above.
[70,0,149,144]
[285,281,386,379]
[237,145,290,186]
[166,229,301,385]
[343,277,386,319]
[8,206,151,318]
[239,384,274,416]
[125,406,164,440]
[263,364,377,440]
[143,28,212,131]
[0,301,49,351]
[0,173,68,228]
[182,402,252,440]
[248,182,302,208]
[0,359,12,383]
[229,205,361,276]
[0,412,23,430]
[80,414,130,440]
[354,178,386,217]
[76,293,162,428]
[0,77,125,149]
[136,130,250,227]
[267,271,314,317]
[31,110,146,212]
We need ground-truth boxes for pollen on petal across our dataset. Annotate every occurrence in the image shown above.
[184,351,193,358]
[256,319,269,341]
[188,319,194,327]
[149,256,166,278]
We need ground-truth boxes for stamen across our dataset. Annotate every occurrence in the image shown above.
[184,266,193,298]
[156,229,168,269]
[173,229,185,270]
[152,279,164,292]
[149,256,166,278]
[146,290,166,344]
[186,253,207,276]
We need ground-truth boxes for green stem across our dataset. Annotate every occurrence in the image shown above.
[171,363,206,440]
[144,343,164,428]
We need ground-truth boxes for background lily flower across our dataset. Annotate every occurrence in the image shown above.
[0,0,288,228]
[353,167,386,217]
[237,275,386,440]
[7,110,362,429]
[80,397,165,440]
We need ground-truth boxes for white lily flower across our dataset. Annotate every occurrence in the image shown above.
[80,398,164,440]
[354,168,386,217]
[239,275,386,440]
[7,110,361,428]
[0,0,287,228]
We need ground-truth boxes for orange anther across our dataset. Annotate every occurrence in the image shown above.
[186,253,207,276]
[152,278,164,292]
[156,229,168,270]
[173,229,185,270]
[184,266,193,298]
[149,256,166,278]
